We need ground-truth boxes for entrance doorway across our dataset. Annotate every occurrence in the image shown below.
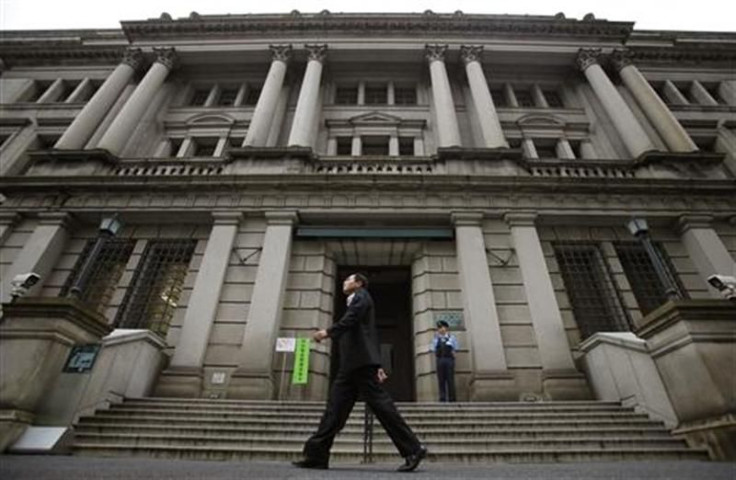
[332,267,415,401]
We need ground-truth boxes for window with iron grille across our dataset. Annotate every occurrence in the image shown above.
[553,242,631,339]
[362,135,389,155]
[614,241,687,316]
[335,86,358,105]
[244,87,261,106]
[115,240,196,337]
[60,238,135,314]
[398,137,414,156]
[365,85,388,105]
[489,88,508,107]
[217,88,239,106]
[543,89,564,108]
[393,86,417,105]
[514,88,535,107]
[336,136,352,155]
[189,87,211,106]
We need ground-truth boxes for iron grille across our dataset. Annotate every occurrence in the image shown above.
[614,241,687,316]
[553,242,631,339]
[115,239,196,337]
[60,238,134,314]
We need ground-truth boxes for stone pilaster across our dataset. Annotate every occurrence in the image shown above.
[611,49,698,153]
[244,45,292,147]
[96,48,178,156]
[460,45,508,148]
[426,45,462,148]
[229,211,298,399]
[576,48,656,158]
[287,45,327,147]
[677,215,736,297]
[55,49,144,150]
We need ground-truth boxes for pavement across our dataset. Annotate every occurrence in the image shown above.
[1,455,735,480]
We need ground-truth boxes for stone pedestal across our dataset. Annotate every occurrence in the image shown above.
[541,369,593,401]
[227,371,275,400]
[469,371,517,401]
[153,366,204,398]
[0,297,112,451]
[635,299,736,459]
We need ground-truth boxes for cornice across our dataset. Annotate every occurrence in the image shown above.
[627,45,736,66]
[120,13,634,43]
[0,45,126,68]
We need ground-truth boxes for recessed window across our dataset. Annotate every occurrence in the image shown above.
[335,86,358,105]
[394,86,417,105]
[25,81,53,103]
[0,135,10,149]
[361,136,389,155]
[398,137,414,156]
[489,88,507,107]
[244,87,261,106]
[218,88,239,106]
[169,138,184,157]
[569,140,583,159]
[533,139,557,159]
[692,136,718,153]
[189,87,211,106]
[543,89,564,108]
[60,81,80,102]
[35,134,61,150]
[191,137,219,157]
[364,85,387,105]
[702,83,727,105]
[336,136,352,155]
[514,88,535,108]
[227,136,244,149]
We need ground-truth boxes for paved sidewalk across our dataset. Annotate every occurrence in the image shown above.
[1,455,734,480]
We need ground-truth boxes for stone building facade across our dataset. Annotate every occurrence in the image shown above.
[0,12,734,414]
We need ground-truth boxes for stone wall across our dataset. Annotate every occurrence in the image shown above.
[0,218,38,280]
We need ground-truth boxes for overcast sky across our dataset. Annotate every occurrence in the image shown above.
[1,0,734,32]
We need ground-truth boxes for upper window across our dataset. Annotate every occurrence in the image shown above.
[364,85,388,105]
[394,86,417,105]
[335,86,358,105]
[361,136,389,155]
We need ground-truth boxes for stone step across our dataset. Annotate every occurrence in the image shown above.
[96,408,651,421]
[73,432,689,451]
[72,444,709,463]
[74,423,673,439]
[77,414,663,429]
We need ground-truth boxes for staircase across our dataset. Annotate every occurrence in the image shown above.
[72,398,709,463]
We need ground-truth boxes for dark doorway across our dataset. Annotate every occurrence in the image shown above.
[331,266,415,402]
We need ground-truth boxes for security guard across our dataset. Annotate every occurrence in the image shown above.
[431,320,458,402]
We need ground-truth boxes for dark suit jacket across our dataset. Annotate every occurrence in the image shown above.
[327,288,382,372]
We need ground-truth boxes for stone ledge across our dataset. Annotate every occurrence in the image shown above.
[634,150,725,168]
[633,299,736,337]
[2,297,113,339]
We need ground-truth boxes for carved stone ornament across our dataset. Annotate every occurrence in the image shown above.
[305,44,327,62]
[425,44,449,63]
[121,48,144,70]
[611,49,634,71]
[460,45,483,64]
[153,47,178,70]
[575,48,601,71]
[270,45,292,63]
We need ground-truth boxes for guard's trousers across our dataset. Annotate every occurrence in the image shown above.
[303,366,421,463]
[437,357,456,402]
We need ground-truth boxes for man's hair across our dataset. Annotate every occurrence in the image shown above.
[436,320,449,329]
[351,273,369,288]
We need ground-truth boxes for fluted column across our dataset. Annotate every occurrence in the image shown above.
[612,50,697,153]
[97,48,178,156]
[55,49,144,150]
[576,49,656,158]
[287,45,327,147]
[426,45,462,148]
[460,45,508,148]
[244,45,292,147]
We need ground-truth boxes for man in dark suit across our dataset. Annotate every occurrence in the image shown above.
[293,273,427,472]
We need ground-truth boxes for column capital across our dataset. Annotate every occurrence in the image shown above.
[304,44,327,63]
[575,48,602,72]
[451,212,484,226]
[460,45,483,65]
[37,212,75,229]
[425,44,449,63]
[677,214,714,234]
[153,47,178,71]
[265,211,299,226]
[211,211,243,226]
[120,48,144,71]
[270,44,293,63]
[611,49,635,72]
[504,212,538,227]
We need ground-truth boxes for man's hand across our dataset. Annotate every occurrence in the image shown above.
[312,329,329,343]
[377,368,388,384]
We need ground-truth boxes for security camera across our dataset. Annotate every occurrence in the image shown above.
[10,272,41,299]
[707,274,736,301]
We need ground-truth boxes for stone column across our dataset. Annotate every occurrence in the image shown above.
[55,49,144,150]
[452,212,515,400]
[426,45,462,148]
[0,213,72,307]
[576,49,656,158]
[97,48,178,156]
[505,213,589,399]
[157,212,242,397]
[678,215,736,297]
[287,45,327,147]
[612,50,697,153]
[229,211,298,399]
[460,45,508,148]
[244,45,292,147]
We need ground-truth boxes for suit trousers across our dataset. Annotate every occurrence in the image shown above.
[303,366,421,462]
[436,357,456,402]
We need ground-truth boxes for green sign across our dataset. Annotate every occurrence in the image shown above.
[292,338,310,384]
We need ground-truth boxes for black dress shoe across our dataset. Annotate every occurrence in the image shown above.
[397,445,427,472]
[292,459,329,470]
